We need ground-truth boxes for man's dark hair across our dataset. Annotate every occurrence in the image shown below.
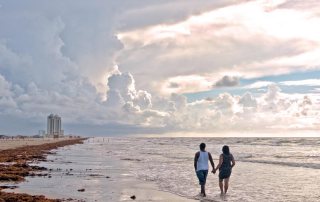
[222,145,230,155]
[199,143,206,151]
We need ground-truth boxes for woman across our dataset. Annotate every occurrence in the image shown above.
[213,145,235,194]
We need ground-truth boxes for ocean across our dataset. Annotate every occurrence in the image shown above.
[8,137,320,201]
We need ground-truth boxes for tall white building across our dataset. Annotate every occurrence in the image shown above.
[47,114,64,137]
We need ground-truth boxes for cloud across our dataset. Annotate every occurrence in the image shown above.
[168,82,180,88]
[117,0,243,31]
[1,1,320,135]
[279,79,320,86]
[0,74,12,97]
[1,66,320,135]
[160,75,214,94]
[243,81,275,89]
[0,74,16,110]
[311,88,320,92]
[214,75,240,87]
[105,68,152,111]
[239,92,257,108]
[116,0,320,93]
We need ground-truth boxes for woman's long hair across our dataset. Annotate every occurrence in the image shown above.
[222,145,230,155]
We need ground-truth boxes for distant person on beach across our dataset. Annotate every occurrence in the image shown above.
[194,143,215,197]
[213,145,235,195]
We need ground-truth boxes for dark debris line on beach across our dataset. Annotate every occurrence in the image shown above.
[0,138,87,202]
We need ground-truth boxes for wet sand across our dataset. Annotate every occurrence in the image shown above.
[5,137,198,202]
[119,177,198,202]
[0,137,86,202]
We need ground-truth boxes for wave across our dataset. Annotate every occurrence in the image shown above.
[274,154,320,159]
[240,159,320,169]
[229,138,320,147]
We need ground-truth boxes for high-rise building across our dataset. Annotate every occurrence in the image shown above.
[47,114,64,137]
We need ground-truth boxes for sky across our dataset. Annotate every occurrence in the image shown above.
[0,0,320,136]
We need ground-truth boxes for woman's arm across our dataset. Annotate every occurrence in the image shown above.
[231,154,235,168]
[214,154,223,171]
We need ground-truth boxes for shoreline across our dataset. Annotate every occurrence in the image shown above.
[5,137,198,202]
[0,137,87,202]
[0,137,81,151]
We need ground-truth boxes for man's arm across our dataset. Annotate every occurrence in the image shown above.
[208,153,215,173]
[194,152,199,171]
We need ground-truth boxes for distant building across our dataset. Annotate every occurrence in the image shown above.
[47,114,64,138]
[38,130,46,137]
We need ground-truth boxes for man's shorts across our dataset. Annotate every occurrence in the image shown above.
[196,170,208,185]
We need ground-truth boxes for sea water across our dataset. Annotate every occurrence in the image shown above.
[7,137,320,201]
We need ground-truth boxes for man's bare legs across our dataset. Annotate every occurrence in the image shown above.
[201,185,206,197]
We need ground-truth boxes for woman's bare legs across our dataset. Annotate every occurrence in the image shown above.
[224,178,230,194]
[219,179,223,194]
[219,177,230,194]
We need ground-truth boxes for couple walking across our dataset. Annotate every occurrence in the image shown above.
[194,143,235,197]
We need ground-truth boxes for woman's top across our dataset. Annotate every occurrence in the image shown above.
[220,153,233,171]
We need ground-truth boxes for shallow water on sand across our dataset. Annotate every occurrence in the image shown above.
[6,137,320,201]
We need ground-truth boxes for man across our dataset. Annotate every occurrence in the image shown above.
[194,143,215,197]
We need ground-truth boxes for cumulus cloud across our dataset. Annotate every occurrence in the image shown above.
[101,68,171,128]
[0,74,11,96]
[105,68,152,110]
[1,64,320,135]
[1,1,320,135]
[0,74,16,110]
[239,92,257,108]
[298,96,312,116]
[161,84,320,132]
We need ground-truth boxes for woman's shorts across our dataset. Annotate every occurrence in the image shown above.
[219,169,231,181]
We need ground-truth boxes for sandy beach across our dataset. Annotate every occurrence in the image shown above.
[0,137,197,202]
[0,137,86,202]
[3,137,320,201]
[118,175,197,202]
[0,138,77,151]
